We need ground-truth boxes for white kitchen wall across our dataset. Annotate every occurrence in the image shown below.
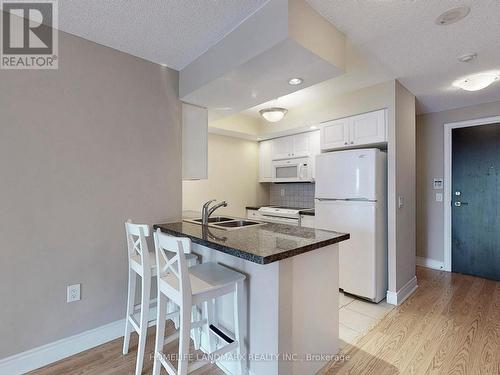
[182,133,269,217]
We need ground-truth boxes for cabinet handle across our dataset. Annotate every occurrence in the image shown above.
[350,141,354,144]
[344,142,348,145]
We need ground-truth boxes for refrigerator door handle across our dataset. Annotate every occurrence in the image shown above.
[316,198,377,202]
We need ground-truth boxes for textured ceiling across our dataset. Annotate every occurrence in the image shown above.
[57,0,500,114]
[58,0,269,70]
[306,0,500,114]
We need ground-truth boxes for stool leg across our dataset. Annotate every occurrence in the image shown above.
[192,304,201,350]
[178,302,192,375]
[123,268,136,355]
[135,274,151,375]
[152,293,167,375]
[204,299,216,355]
[234,280,246,375]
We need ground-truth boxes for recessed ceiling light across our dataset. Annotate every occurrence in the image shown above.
[457,53,477,63]
[160,63,168,67]
[453,72,500,91]
[435,6,470,26]
[310,126,317,130]
[288,78,303,86]
[259,107,288,122]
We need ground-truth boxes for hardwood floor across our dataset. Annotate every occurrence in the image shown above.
[30,267,499,375]
[324,267,500,375]
[29,321,224,375]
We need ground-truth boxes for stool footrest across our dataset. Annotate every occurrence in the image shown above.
[209,324,234,344]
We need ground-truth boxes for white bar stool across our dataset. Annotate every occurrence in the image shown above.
[122,220,197,375]
[152,229,246,375]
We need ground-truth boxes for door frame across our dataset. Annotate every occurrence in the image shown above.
[443,115,500,272]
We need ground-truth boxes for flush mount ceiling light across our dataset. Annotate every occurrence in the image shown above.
[288,77,303,86]
[259,107,288,122]
[453,72,500,91]
[435,6,470,26]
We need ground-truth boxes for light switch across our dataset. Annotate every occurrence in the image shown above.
[398,196,405,208]
[435,192,443,202]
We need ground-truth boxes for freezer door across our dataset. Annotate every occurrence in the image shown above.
[315,199,379,300]
[315,149,380,200]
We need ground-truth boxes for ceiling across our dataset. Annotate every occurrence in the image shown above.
[58,0,268,70]
[57,0,500,115]
[242,40,393,119]
[306,0,500,114]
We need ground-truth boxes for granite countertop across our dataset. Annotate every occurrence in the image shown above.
[153,219,348,265]
[246,206,315,216]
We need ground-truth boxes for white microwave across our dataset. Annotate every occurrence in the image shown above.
[272,157,313,183]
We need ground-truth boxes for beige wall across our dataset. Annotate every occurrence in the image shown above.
[260,81,396,136]
[183,134,269,217]
[0,30,181,358]
[209,113,264,137]
[416,100,500,262]
[393,81,416,290]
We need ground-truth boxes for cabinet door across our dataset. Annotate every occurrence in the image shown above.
[272,136,294,160]
[259,140,273,182]
[349,109,386,146]
[182,103,208,180]
[320,118,350,151]
[292,133,310,158]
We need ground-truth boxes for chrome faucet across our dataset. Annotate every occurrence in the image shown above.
[202,199,228,225]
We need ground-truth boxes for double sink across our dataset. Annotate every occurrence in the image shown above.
[184,216,265,230]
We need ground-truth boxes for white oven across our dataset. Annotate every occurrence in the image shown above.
[272,157,312,183]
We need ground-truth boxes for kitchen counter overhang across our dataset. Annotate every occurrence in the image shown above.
[153,220,349,265]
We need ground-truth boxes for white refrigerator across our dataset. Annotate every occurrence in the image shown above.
[315,148,387,303]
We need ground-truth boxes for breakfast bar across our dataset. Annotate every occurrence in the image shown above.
[154,217,349,375]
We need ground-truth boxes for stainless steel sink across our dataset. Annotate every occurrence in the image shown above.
[183,217,265,230]
[192,216,234,223]
[212,220,262,228]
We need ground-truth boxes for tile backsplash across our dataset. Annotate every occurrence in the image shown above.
[269,183,315,208]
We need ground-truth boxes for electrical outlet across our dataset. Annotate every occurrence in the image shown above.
[67,284,81,303]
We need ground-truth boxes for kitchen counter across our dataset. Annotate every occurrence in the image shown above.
[154,219,347,264]
[153,215,348,375]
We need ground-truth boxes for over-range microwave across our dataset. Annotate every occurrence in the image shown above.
[272,157,313,183]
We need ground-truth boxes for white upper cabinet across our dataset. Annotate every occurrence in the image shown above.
[320,109,387,152]
[272,136,294,160]
[272,132,317,160]
[292,133,310,158]
[350,110,386,145]
[259,140,273,182]
[320,118,350,150]
[182,103,208,180]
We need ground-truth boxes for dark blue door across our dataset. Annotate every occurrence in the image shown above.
[452,123,500,281]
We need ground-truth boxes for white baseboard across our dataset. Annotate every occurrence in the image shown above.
[0,305,160,375]
[416,256,445,271]
[386,276,418,306]
[0,319,125,375]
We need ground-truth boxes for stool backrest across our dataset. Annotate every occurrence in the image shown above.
[125,220,151,270]
[154,229,192,301]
